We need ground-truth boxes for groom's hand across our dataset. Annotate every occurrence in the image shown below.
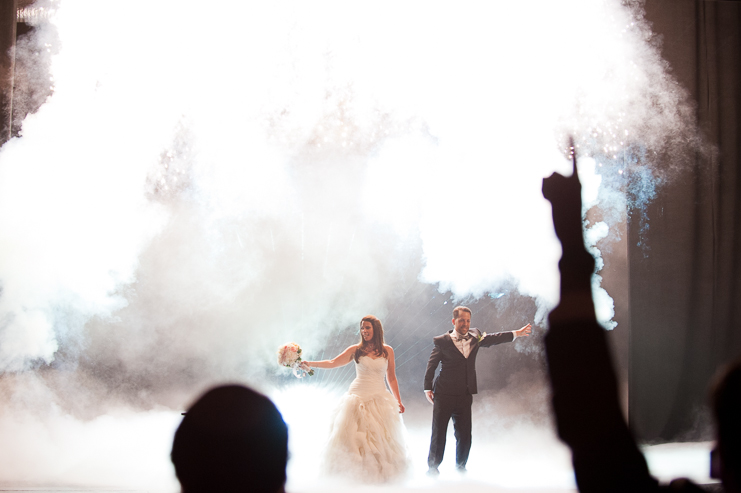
[424,390,434,405]
[515,324,533,338]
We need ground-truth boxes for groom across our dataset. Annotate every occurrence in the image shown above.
[424,306,532,474]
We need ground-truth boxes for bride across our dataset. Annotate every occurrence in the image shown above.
[304,315,409,482]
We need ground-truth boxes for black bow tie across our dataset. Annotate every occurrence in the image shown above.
[457,334,472,341]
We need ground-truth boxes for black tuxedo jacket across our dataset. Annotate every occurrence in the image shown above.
[424,328,514,396]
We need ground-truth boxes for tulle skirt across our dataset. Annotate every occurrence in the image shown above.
[322,389,410,482]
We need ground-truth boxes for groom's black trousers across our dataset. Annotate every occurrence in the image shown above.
[428,393,473,469]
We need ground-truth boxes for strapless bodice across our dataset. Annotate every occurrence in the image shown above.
[347,356,388,396]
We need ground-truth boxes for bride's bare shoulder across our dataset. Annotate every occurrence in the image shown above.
[341,344,361,356]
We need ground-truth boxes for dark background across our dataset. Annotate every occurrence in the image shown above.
[629,0,741,442]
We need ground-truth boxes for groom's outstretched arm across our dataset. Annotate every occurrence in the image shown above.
[479,324,532,348]
[477,330,515,348]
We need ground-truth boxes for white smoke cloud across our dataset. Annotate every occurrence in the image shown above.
[0,0,703,488]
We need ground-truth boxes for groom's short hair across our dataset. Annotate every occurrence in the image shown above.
[452,306,472,319]
[172,384,288,493]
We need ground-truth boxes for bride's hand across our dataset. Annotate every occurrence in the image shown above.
[398,401,405,413]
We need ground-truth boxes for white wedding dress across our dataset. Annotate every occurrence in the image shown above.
[322,355,410,482]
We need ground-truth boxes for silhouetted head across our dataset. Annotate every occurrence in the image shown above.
[171,384,288,493]
[712,360,741,493]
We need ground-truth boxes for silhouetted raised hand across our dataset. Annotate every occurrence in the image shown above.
[542,138,595,297]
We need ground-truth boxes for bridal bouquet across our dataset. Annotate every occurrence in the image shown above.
[277,343,314,378]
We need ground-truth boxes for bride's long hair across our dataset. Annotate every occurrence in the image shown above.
[354,315,388,362]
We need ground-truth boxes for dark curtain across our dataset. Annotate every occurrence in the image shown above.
[0,0,16,144]
[629,0,741,441]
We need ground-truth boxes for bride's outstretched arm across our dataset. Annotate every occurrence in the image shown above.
[304,345,357,369]
[385,346,405,413]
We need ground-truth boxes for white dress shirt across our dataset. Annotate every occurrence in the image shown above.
[450,330,475,358]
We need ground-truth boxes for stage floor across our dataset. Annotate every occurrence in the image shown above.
[0,440,718,493]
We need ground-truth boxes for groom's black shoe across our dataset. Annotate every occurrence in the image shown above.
[427,467,440,477]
